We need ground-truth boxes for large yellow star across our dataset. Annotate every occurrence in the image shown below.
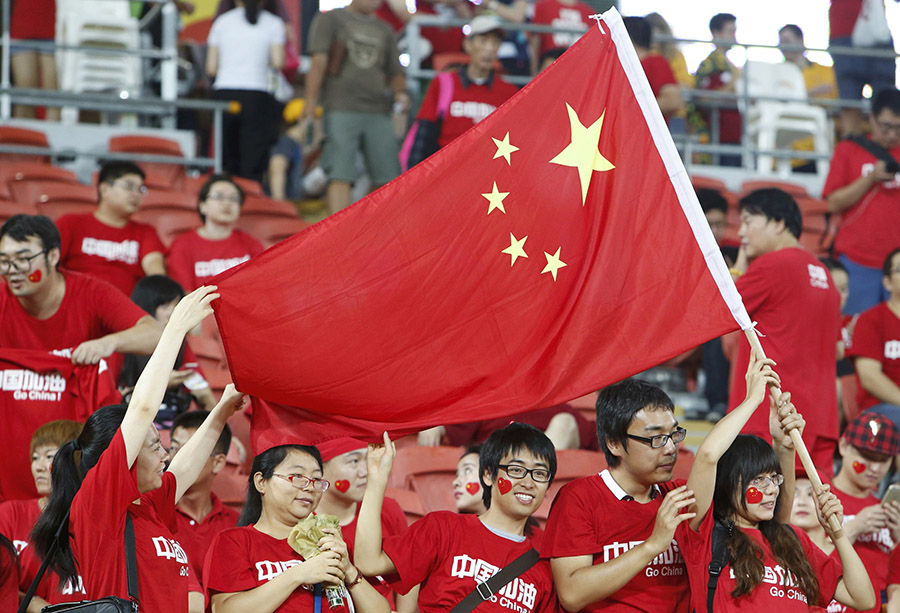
[481,181,509,215]
[541,247,567,281]
[501,233,528,266]
[550,103,615,205]
[492,132,519,165]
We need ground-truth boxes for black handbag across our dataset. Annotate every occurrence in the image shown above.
[18,513,139,613]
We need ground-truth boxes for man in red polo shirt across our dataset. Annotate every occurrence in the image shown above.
[56,161,166,296]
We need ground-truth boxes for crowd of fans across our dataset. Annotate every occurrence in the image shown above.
[1,0,900,612]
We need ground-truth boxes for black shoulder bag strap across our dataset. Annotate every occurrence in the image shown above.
[849,135,900,171]
[705,519,732,613]
[17,512,139,613]
[450,548,540,613]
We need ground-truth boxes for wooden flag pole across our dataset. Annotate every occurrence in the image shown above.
[743,328,843,533]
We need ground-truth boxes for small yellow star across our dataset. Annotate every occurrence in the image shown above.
[492,132,519,165]
[550,103,615,206]
[501,233,529,266]
[481,181,509,215]
[541,247,567,281]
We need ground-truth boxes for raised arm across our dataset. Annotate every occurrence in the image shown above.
[819,486,876,610]
[353,432,398,577]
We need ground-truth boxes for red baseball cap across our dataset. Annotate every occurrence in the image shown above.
[842,412,900,456]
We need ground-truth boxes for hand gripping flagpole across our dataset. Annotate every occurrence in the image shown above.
[743,328,842,533]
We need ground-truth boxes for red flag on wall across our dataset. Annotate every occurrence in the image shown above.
[213,9,751,451]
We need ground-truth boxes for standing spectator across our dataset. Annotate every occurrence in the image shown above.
[623,16,684,121]
[10,0,59,121]
[528,0,593,74]
[694,13,742,167]
[779,24,839,100]
[645,13,692,88]
[405,16,518,169]
[55,162,166,297]
[207,0,286,183]
[305,0,408,214]
[542,380,692,612]
[729,188,841,472]
[823,89,900,314]
[0,215,161,361]
[166,175,264,291]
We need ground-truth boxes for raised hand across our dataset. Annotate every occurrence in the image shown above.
[744,350,780,408]
[768,391,804,450]
[168,285,219,334]
[815,484,846,540]
[645,485,696,554]
[216,383,247,419]
[366,431,395,485]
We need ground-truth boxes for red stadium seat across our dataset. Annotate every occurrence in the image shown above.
[0,162,78,189]
[388,446,463,513]
[131,209,200,247]
[11,180,96,208]
[141,189,197,212]
[182,174,264,198]
[211,470,249,513]
[36,201,97,220]
[231,176,264,196]
[0,200,39,223]
[241,195,299,219]
[690,174,727,193]
[739,180,808,198]
[0,126,50,164]
[795,195,829,216]
[227,412,253,473]
[533,449,606,522]
[108,134,187,189]
[187,335,228,374]
[238,216,310,247]
[385,487,425,525]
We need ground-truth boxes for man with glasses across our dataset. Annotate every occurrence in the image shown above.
[824,88,900,315]
[0,214,161,363]
[543,379,693,612]
[56,161,166,296]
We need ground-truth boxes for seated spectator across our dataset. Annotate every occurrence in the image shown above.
[204,443,390,612]
[645,12,692,87]
[528,0,593,74]
[452,445,486,514]
[118,275,216,427]
[55,161,166,296]
[166,175,264,291]
[404,16,518,169]
[623,16,684,120]
[0,535,15,612]
[0,420,84,609]
[266,99,323,201]
[697,187,735,264]
[823,88,900,314]
[0,215,161,362]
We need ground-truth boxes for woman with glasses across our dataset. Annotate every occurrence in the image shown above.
[203,442,390,612]
[678,351,874,612]
[167,174,264,291]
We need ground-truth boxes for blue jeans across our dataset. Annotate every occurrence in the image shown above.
[840,254,888,315]
[830,36,897,100]
[868,403,900,432]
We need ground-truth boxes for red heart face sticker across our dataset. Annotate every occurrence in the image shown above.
[497,477,512,495]
[27,270,41,283]
[852,461,866,474]
[465,482,480,495]
[745,487,763,504]
[334,480,350,493]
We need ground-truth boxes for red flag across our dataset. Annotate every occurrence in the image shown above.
[213,9,750,451]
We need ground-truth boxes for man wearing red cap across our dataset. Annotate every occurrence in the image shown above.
[831,412,900,613]
[316,437,416,613]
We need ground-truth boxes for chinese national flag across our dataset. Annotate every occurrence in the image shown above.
[213,9,751,451]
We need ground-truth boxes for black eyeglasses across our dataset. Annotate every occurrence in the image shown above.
[0,250,47,275]
[625,427,687,449]
[273,473,330,491]
[497,464,552,483]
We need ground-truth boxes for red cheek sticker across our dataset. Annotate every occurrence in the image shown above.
[334,480,350,493]
[27,270,41,283]
[465,482,480,495]
[745,487,763,504]
[852,461,866,474]
[497,477,512,495]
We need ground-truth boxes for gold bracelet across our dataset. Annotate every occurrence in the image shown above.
[729,267,744,277]
[346,568,364,589]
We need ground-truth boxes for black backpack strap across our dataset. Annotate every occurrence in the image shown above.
[849,135,900,171]
[706,519,732,613]
[124,512,139,605]
[451,548,540,613]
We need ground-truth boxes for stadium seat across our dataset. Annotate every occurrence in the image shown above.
[0,200,39,223]
[795,194,829,216]
[141,189,197,212]
[131,209,200,247]
[36,202,97,220]
[385,487,425,525]
[187,335,228,373]
[388,446,462,513]
[211,470,249,513]
[182,174,265,199]
[227,412,253,473]
[671,447,696,482]
[239,217,310,247]
[108,134,186,189]
[0,162,79,189]
[241,195,299,219]
[232,176,264,196]
[0,126,50,164]
[11,180,96,208]
[568,391,598,423]
[739,179,808,198]
[689,174,727,193]
[533,449,606,522]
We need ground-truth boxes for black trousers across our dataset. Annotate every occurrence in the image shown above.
[212,89,281,184]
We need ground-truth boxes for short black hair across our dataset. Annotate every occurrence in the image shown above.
[130,275,185,316]
[623,16,652,50]
[596,379,674,468]
[779,24,803,41]
[97,161,145,201]
[0,214,61,259]
[171,410,232,456]
[738,188,802,239]
[479,422,556,508]
[697,188,728,215]
[883,247,900,278]
[198,174,246,223]
[539,48,565,69]
[709,13,736,35]
[872,88,900,117]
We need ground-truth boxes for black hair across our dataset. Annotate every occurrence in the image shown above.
[0,533,17,582]
[171,410,233,456]
[239,444,323,526]
[97,161,145,201]
[779,24,803,41]
[696,188,728,215]
[0,214,61,257]
[738,188,802,239]
[872,88,900,117]
[460,444,481,460]
[197,174,246,223]
[883,247,900,278]
[820,257,847,275]
[709,13,736,35]
[539,48,565,69]
[479,422,556,508]
[596,379,674,468]
[32,404,129,586]
[244,0,261,24]
[623,16,652,50]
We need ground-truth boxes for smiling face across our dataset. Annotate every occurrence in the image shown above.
[31,444,58,497]
[453,453,485,513]
[323,448,367,504]
[135,426,170,494]
[736,472,781,527]
[483,449,550,522]
[257,449,325,524]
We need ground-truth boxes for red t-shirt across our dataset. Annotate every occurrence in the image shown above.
[0,541,16,613]
[730,248,841,443]
[679,511,841,612]
[822,139,900,268]
[204,524,349,612]
[174,493,238,582]
[531,0,593,57]
[56,213,165,296]
[0,270,147,352]
[10,0,54,39]
[339,496,407,601]
[0,350,120,501]
[166,229,263,291]
[847,302,900,411]
[541,471,690,612]
[829,0,862,39]
[642,54,677,98]
[70,430,190,613]
[382,511,557,613]
[889,544,900,585]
